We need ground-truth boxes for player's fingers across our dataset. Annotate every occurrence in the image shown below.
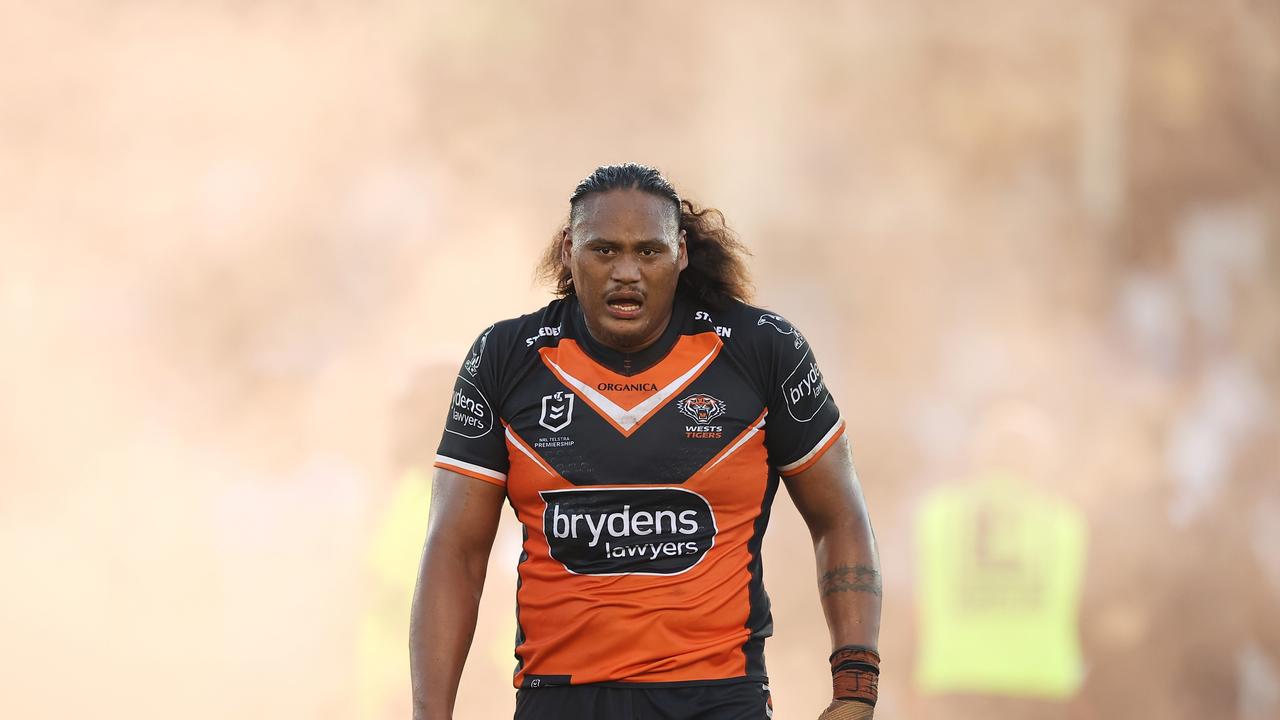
[817,700,874,720]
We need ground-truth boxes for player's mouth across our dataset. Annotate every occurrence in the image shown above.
[604,291,644,320]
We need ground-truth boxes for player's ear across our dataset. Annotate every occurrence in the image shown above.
[677,228,688,272]
[560,226,573,266]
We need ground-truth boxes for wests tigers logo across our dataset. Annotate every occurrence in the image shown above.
[676,393,727,425]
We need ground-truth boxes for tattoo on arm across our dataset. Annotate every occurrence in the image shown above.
[819,564,882,598]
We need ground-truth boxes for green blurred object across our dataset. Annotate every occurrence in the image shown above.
[915,472,1087,699]
[359,467,433,719]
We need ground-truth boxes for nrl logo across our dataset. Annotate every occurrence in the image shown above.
[676,393,727,425]
[539,391,575,432]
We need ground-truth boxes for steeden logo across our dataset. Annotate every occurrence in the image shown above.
[539,391,575,432]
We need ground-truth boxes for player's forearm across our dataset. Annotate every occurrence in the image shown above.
[812,521,881,651]
[409,537,489,720]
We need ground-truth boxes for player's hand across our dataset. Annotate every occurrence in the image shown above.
[816,699,874,720]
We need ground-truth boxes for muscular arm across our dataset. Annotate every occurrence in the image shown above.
[783,434,882,659]
[409,468,506,720]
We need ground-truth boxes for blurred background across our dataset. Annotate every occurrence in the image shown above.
[2,0,1277,718]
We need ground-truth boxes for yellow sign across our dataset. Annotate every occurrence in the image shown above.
[915,473,1086,698]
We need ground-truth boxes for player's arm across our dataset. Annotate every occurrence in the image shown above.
[784,435,881,719]
[409,468,506,720]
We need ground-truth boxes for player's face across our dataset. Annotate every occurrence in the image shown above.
[563,189,688,353]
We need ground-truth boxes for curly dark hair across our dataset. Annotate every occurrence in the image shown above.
[536,163,752,309]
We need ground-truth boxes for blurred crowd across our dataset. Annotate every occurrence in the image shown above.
[1,1,1276,719]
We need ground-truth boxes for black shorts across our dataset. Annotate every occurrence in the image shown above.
[514,681,773,720]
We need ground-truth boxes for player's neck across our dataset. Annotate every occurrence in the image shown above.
[571,295,684,376]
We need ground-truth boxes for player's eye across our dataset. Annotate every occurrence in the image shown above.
[639,248,660,257]
[594,247,615,256]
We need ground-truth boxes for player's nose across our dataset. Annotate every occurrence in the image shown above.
[611,253,642,283]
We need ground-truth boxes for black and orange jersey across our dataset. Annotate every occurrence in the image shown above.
[434,292,845,689]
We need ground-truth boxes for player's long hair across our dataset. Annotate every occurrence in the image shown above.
[537,163,753,309]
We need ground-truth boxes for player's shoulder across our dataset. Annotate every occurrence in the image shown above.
[690,297,810,353]
[461,296,573,369]
[494,296,575,351]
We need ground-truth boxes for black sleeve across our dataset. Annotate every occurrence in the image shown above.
[757,312,846,476]
[433,324,509,487]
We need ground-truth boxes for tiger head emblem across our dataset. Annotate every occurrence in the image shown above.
[676,394,727,425]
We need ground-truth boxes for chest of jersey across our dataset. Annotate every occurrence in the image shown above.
[500,332,773,581]
[500,333,765,488]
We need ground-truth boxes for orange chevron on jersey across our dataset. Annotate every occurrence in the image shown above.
[537,332,722,436]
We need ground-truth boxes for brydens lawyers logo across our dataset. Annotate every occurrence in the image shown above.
[539,391,574,432]
[540,487,717,575]
[781,353,828,423]
[445,377,493,439]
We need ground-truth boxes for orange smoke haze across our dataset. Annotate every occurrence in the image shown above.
[2,2,1277,719]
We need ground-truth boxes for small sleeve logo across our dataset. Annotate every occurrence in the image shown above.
[463,324,494,376]
[780,350,829,422]
[445,376,494,438]
[757,313,806,349]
